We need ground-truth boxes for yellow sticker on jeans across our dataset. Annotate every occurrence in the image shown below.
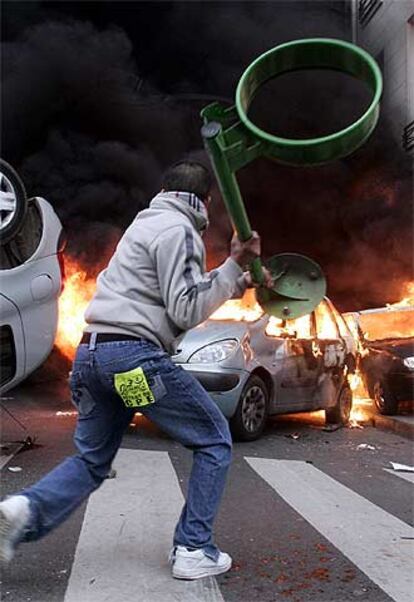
[114,367,155,408]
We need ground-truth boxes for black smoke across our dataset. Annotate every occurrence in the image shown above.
[2,16,206,269]
[1,1,412,307]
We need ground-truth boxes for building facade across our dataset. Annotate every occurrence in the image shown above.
[353,0,414,160]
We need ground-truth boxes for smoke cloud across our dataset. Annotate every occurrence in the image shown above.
[1,2,412,309]
[1,18,198,262]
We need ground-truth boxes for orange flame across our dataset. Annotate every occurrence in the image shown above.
[210,289,264,322]
[387,281,414,309]
[56,257,97,359]
[345,282,414,342]
[360,307,414,340]
[348,371,372,426]
[265,314,313,338]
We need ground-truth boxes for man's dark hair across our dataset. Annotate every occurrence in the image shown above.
[162,161,212,201]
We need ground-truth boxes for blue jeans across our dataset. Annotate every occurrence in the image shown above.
[19,336,232,560]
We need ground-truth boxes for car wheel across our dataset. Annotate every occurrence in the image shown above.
[230,375,268,442]
[373,379,398,415]
[325,382,352,425]
[0,159,28,245]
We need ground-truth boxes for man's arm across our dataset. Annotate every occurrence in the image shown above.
[152,225,252,331]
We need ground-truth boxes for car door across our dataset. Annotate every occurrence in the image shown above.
[0,294,25,393]
[275,312,321,411]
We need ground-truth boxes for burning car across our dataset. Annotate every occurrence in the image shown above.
[172,291,357,441]
[347,306,414,415]
[0,160,65,392]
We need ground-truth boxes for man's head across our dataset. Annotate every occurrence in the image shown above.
[162,161,213,204]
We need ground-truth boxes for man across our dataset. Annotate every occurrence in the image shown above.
[0,160,271,580]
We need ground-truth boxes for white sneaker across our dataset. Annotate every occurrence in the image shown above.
[171,545,232,580]
[0,495,31,563]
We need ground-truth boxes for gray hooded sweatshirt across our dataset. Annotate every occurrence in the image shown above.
[84,191,246,353]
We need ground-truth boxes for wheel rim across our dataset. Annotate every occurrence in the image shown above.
[340,387,352,422]
[0,172,17,231]
[241,385,266,433]
[373,381,385,411]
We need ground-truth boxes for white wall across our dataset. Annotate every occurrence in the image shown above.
[407,14,414,123]
[357,0,414,145]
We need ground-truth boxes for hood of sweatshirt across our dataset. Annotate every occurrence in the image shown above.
[149,191,209,233]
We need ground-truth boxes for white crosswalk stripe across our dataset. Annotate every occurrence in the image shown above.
[63,450,414,602]
[64,449,224,602]
[246,458,414,602]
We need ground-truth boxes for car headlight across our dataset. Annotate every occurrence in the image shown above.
[188,339,238,364]
[403,357,414,370]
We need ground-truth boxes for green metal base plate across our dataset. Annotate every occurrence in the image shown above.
[256,253,326,319]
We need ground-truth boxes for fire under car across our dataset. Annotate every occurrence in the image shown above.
[346,306,414,416]
[172,292,357,441]
[0,159,64,393]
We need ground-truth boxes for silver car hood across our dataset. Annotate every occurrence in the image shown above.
[173,319,250,363]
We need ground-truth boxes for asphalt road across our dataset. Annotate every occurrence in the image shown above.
[1,381,413,602]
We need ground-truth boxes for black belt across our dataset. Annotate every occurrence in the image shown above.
[80,333,143,345]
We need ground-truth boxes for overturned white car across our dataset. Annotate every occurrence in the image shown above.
[0,159,65,392]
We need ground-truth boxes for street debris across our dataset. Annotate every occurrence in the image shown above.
[1,402,29,432]
[285,432,301,440]
[389,462,414,472]
[353,588,369,597]
[8,466,22,472]
[56,410,78,417]
[357,443,376,450]
[21,436,36,450]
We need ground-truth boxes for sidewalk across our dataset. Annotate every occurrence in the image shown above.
[373,413,414,440]
[354,390,414,440]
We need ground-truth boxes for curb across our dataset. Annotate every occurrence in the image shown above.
[373,415,414,440]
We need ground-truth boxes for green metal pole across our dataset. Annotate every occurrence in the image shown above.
[201,121,265,285]
[200,38,382,319]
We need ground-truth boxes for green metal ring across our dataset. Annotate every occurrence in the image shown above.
[235,38,383,165]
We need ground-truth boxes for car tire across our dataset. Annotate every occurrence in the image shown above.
[0,159,28,245]
[372,379,398,415]
[230,375,268,442]
[325,382,352,425]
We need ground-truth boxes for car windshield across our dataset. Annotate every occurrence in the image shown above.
[359,308,414,341]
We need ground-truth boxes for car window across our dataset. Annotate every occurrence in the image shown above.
[315,300,339,339]
[0,325,16,386]
[0,200,42,269]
